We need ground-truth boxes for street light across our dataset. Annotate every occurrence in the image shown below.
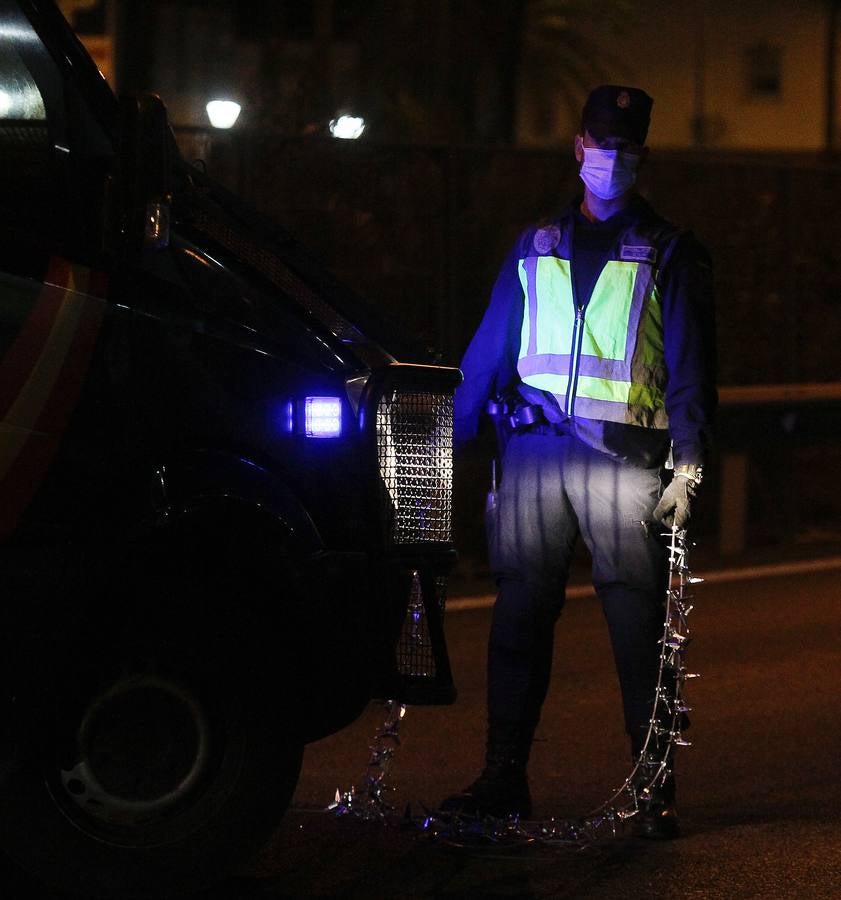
[206,100,241,129]
[329,115,365,140]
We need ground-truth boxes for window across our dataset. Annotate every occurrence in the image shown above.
[0,1,113,273]
[0,46,46,120]
[0,11,63,254]
[745,42,783,99]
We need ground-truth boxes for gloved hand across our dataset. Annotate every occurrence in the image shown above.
[653,466,702,529]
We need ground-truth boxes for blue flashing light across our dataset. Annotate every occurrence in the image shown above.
[305,396,342,438]
[284,400,295,434]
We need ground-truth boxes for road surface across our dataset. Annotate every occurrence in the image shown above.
[3,565,839,898]
[241,565,841,899]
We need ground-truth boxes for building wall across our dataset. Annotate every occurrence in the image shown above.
[518,0,835,151]
[86,1,836,149]
[57,0,114,87]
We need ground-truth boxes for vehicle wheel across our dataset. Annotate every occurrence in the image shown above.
[0,618,303,900]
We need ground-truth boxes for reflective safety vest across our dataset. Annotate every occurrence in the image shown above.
[517,220,679,429]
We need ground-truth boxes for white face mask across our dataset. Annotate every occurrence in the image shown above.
[579,147,640,200]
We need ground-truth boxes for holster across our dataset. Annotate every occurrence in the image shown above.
[485,396,548,460]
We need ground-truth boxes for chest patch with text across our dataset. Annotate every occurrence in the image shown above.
[619,244,658,264]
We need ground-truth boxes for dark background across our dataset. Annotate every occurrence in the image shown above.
[62,0,841,566]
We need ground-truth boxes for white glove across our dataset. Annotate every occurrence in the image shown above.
[653,465,702,530]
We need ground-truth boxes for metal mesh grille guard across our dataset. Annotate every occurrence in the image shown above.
[376,389,454,546]
[369,367,460,700]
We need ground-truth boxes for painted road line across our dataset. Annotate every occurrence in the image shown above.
[448,555,841,612]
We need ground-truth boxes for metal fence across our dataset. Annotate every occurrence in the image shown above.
[177,130,841,376]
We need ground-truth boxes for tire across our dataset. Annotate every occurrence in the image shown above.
[0,588,303,900]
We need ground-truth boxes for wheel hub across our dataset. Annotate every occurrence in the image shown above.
[57,674,211,829]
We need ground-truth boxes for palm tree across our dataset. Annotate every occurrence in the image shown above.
[518,0,639,144]
[244,0,638,145]
[354,0,639,145]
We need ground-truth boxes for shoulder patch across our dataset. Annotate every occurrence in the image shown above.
[620,244,658,264]
[533,225,561,255]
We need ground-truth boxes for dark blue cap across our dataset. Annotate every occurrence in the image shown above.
[581,85,653,145]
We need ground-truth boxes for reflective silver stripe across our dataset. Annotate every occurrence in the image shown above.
[573,395,632,422]
[623,263,654,367]
[521,256,540,358]
[518,353,573,377]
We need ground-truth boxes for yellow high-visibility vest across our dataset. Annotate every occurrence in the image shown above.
[517,222,674,429]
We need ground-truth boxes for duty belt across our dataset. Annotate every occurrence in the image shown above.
[486,398,550,431]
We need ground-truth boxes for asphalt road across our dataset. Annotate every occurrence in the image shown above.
[237,566,841,899]
[2,566,838,899]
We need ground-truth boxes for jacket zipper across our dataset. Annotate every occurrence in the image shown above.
[566,304,585,417]
[566,226,585,419]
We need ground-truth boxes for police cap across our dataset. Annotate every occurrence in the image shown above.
[581,85,653,145]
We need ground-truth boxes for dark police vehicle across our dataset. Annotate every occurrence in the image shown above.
[0,2,459,896]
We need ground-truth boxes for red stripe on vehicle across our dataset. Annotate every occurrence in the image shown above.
[0,258,74,419]
[0,261,106,541]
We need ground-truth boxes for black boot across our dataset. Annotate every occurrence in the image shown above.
[439,723,533,819]
[630,749,679,840]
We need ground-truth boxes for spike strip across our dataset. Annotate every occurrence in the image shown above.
[580,525,698,833]
[330,527,700,848]
[329,699,407,821]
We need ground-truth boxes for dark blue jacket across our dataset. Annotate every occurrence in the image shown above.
[455,196,717,468]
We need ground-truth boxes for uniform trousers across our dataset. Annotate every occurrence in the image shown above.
[487,430,668,759]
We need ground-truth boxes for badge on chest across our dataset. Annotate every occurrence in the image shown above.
[619,244,658,264]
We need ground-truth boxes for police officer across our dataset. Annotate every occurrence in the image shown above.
[443,86,717,838]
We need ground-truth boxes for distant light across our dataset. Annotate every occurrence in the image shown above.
[206,100,241,129]
[0,90,10,118]
[305,397,342,438]
[329,115,365,140]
